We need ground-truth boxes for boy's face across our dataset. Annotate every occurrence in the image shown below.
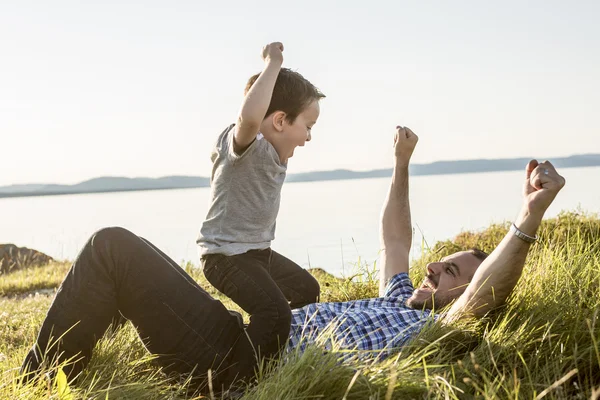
[281,100,320,159]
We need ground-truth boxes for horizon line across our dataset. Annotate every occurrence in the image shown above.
[3,152,599,189]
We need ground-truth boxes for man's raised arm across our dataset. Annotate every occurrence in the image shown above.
[379,126,418,296]
[445,160,566,320]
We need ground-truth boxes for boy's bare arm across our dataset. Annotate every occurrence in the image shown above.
[444,160,566,321]
[379,126,418,296]
[234,42,284,153]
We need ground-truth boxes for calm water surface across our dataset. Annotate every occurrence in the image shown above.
[1,167,598,276]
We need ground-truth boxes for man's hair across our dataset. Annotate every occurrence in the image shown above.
[469,248,489,262]
[244,68,325,123]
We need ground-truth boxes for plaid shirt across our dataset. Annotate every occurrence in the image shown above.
[288,272,437,360]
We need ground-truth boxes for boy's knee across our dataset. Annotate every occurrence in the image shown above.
[308,276,321,301]
[273,304,292,336]
[301,274,321,303]
[280,303,292,324]
[263,299,292,332]
[287,274,320,309]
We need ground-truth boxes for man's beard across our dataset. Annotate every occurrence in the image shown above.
[406,291,454,311]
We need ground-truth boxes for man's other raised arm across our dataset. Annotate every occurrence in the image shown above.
[445,160,566,321]
[379,126,418,296]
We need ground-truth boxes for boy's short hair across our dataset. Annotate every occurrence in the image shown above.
[245,68,325,123]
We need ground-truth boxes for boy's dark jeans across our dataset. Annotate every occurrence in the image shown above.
[21,227,255,393]
[202,249,320,361]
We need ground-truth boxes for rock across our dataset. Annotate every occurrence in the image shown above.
[0,244,53,274]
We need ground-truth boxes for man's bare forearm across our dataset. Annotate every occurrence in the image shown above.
[446,206,543,320]
[380,161,412,250]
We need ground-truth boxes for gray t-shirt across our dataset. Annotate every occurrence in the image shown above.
[197,124,287,256]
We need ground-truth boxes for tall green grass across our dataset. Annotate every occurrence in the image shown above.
[1,210,598,399]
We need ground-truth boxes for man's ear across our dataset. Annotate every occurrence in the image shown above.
[271,111,287,132]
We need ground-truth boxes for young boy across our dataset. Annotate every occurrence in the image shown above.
[196,42,325,363]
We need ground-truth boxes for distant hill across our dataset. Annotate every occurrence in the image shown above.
[0,184,48,194]
[1,154,598,199]
[40,176,210,193]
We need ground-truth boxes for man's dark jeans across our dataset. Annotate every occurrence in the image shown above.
[202,249,320,361]
[21,227,255,393]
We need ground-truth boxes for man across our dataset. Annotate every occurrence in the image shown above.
[289,126,565,357]
[391,127,566,321]
[21,126,566,394]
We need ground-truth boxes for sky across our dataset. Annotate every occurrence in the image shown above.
[1,0,599,186]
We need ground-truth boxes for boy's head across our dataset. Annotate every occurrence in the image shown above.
[246,68,325,161]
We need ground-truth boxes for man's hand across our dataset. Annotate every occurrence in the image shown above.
[394,126,418,167]
[262,42,284,65]
[523,160,566,216]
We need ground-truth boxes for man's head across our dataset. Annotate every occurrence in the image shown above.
[246,68,325,161]
[406,248,488,310]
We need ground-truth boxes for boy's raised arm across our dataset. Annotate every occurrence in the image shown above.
[234,42,284,153]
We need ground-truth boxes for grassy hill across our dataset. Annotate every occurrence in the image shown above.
[1,210,599,399]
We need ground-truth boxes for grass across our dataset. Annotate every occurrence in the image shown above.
[1,210,599,399]
[0,261,70,297]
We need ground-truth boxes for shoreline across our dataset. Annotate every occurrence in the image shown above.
[2,162,599,200]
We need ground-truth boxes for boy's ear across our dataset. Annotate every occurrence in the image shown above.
[271,111,287,132]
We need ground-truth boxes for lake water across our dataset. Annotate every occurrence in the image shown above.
[1,167,598,276]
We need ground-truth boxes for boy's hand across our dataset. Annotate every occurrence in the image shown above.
[394,126,418,167]
[262,42,284,65]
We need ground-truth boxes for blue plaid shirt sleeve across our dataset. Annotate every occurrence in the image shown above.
[382,272,415,303]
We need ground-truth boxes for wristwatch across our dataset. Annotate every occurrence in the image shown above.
[510,223,538,243]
